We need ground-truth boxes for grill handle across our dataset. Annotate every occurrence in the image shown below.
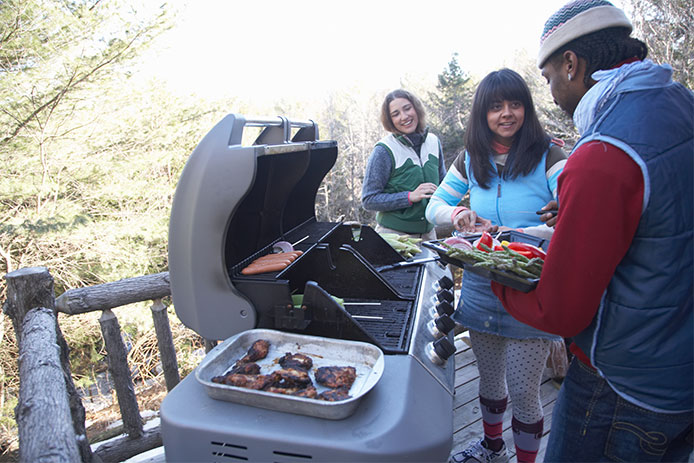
[227,114,319,145]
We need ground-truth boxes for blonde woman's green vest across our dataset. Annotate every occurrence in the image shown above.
[376,132,441,234]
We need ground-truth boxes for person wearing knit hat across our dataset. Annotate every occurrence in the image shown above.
[490,0,693,462]
[537,0,632,69]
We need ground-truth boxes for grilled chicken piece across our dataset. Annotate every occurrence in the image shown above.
[294,385,318,398]
[265,385,318,398]
[278,352,313,371]
[315,366,357,389]
[270,368,313,389]
[228,362,260,375]
[212,373,273,390]
[238,339,270,363]
[318,387,351,402]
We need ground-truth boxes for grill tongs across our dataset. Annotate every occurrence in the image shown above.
[375,256,440,272]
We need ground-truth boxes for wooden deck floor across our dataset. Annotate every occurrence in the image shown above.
[451,334,560,463]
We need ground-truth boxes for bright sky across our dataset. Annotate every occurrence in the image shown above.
[147,0,626,104]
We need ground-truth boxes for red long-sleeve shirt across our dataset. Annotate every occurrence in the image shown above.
[492,140,644,364]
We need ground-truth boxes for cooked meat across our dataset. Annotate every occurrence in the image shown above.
[278,352,313,371]
[293,385,318,398]
[211,375,226,384]
[315,366,357,389]
[214,373,274,390]
[269,368,313,389]
[228,362,261,375]
[318,387,351,402]
[265,385,318,398]
[238,339,270,363]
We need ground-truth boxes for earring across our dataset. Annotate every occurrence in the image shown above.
[568,73,572,81]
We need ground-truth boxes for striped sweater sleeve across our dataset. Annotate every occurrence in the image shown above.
[546,144,567,199]
[425,162,469,226]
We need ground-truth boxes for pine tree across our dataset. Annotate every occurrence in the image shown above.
[426,53,476,167]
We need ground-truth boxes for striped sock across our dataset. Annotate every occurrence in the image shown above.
[480,396,507,452]
[512,416,544,463]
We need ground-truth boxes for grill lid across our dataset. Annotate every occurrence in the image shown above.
[168,114,337,340]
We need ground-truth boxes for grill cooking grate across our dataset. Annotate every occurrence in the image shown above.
[344,299,413,352]
[378,266,420,298]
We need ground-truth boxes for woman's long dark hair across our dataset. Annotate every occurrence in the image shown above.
[464,68,549,189]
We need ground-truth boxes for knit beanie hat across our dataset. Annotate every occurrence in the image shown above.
[538,0,632,67]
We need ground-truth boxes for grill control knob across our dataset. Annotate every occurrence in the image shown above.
[435,300,454,317]
[426,337,456,365]
[427,314,456,338]
[434,276,454,291]
[436,289,454,304]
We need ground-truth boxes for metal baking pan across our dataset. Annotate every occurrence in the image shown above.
[422,230,547,293]
[195,328,385,420]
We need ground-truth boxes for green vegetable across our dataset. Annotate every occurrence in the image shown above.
[380,233,422,258]
[443,242,543,279]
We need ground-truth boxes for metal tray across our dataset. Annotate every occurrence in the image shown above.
[422,230,547,293]
[195,329,385,420]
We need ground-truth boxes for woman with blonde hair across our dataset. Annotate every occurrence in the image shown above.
[361,89,446,240]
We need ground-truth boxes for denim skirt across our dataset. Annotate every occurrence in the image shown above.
[453,271,560,340]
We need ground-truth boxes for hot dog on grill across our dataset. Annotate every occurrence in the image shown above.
[241,251,303,275]
[241,261,289,275]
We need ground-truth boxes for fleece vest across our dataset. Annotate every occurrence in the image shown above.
[463,146,558,228]
[572,81,693,413]
[376,133,441,234]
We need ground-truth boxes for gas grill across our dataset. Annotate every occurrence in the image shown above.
[161,114,458,462]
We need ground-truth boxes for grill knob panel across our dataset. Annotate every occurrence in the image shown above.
[426,337,456,365]
[435,314,456,333]
[434,276,454,291]
[435,289,454,304]
[427,314,456,338]
[435,300,454,317]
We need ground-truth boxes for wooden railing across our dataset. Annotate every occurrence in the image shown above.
[3,266,192,463]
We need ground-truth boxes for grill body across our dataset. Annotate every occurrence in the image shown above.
[163,114,456,461]
[162,341,452,462]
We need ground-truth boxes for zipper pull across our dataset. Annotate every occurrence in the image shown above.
[497,184,501,198]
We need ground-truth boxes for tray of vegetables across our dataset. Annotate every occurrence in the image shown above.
[422,230,548,292]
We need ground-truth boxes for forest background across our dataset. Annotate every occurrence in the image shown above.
[0,0,691,456]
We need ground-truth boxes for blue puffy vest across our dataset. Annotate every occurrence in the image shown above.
[572,78,693,413]
[464,145,561,228]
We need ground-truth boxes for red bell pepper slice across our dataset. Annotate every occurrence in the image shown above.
[507,242,546,260]
[474,231,494,252]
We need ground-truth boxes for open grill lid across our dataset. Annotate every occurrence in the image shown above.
[168,114,337,340]
[225,121,338,266]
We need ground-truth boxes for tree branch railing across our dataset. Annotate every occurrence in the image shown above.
[4,267,184,463]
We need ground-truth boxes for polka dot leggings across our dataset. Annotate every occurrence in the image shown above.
[470,330,550,424]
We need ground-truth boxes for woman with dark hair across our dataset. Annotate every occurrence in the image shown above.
[361,89,446,240]
[426,68,567,463]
